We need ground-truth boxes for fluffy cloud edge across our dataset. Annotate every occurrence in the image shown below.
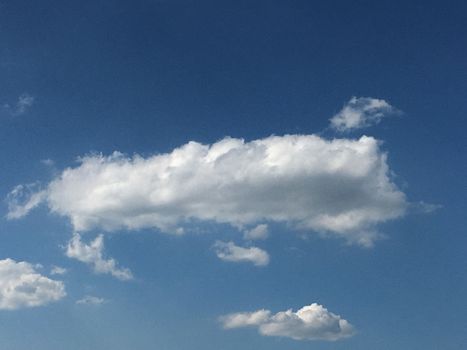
[6,133,409,247]
[220,303,355,341]
[0,258,66,310]
[330,96,397,132]
[65,233,133,281]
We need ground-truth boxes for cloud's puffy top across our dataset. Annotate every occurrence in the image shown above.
[214,241,269,266]
[9,134,407,246]
[0,259,65,310]
[221,303,354,341]
[66,233,133,281]
[330,97,396,132]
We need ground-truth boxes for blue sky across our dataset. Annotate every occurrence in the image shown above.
[1,0,466,349]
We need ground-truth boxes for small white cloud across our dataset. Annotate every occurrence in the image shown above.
[221,303,354,341]
[76,295,106,305]
[330,96,397,132]
[50,266,67,275]
[0,258,66,310]
[5,184,46,220]
[243,224,269,240]
[65,233,133,281]
[214,241,270,267]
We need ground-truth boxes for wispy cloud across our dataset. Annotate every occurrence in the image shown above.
[65,233,133,281]
[76,295,106,305]
[221,303,354,341]
[2,93,35,117]
[213,241,270,267]
[5,184,46,220]
[330,96,397,132]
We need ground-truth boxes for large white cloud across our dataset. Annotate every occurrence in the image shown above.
[220,303,354,341]
[7,134,407,246]
[66,233,133,281]
[0,259,66,310]
[330,97,396,132]
[213,241,270,266]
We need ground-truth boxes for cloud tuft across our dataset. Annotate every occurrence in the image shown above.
[243,224,269,240]
[330,97,396,132]
[50,266,67,275]
[65,233,133,281]
[214,241,270,266]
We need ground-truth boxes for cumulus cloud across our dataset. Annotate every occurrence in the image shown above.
[65,233,133,281]
[7,134,408,246]
[214,241,270,266]
[2,93,35,116]
[0,259,66,310]
[243,224,269,240]
[220,303,354,341]
[76,295,106,305]
[330,97,397,132]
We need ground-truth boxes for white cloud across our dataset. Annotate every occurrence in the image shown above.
[0,259,66,310]
[5,184,46,220]
[76,295,106,305]
[214,241,270,266]
[50,266,67,275]
[330,97,396,132]
[7,134,408,247]
[243,224,269,240]
[65,233,133,281]
[2,93,35,116]
[221,303,354,341]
